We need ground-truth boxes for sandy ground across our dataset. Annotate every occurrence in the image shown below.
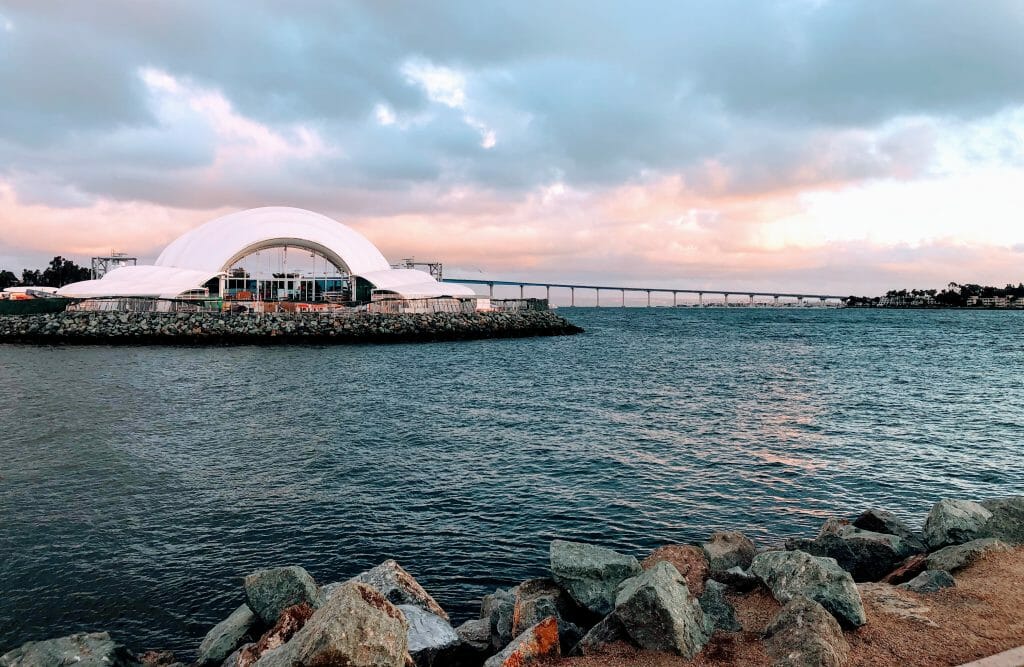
[549,547,1024,667]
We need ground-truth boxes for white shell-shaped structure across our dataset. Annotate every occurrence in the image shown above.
[59,207,473,299]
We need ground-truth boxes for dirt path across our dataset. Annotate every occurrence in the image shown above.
[549,547,1024,667]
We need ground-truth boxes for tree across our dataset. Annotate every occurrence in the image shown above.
[20,269,42,286]
[39,256,90,287]
[0,270,17,290]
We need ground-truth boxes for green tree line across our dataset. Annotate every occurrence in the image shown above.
[0,256,91,290]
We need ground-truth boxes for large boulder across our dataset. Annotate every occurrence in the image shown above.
[196,604,259,665]
[570,613,629,656]
[550,540,641,615]
[763,596,849,667]
[979,496,1024,544]
[642,545,709,597]
[853,509,926,553]
[349,559,449,621]
[253,582,408,667]
[699,580,741,633]
[613,561,709,658]
[788,526,915,582]
[0,632,137,667]
[923,499,992,550]
[925,538,1010,573]
[399,605,459,667]
[482,617,560,667]
[750,550,866,629]
[898,570,955,594]
[244,566,319,626]
[511,578,582,635]
[702,531,757,575]
[715,566,760,592]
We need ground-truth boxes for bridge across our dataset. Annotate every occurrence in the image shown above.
[443,278,848,307]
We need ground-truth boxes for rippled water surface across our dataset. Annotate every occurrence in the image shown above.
[2,308,1023,655]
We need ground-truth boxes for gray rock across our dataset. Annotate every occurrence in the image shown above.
[479,588,514,621]
[570,613,629,656]
[350,559,449,621]
[979,496,1024,545]
[925,538,1010,572]
[398,605,459,667]
[788,526,916,582]
[512,578,583,633]
[253,582,408,667]
[853,509,927,552]
[786,534,857,576]
[702,531,757,574]
[0,632,137,667]
[482,616,560,667]
[613,561,709,658]
[750,550,866,629]
[763,596,849,667]
[220,643,252,667]
[699,580,742,633]
[244,566,319,626]
[818,518,850,536]
[898,570,956,593]
[512,595,558,639]
[482,589,516,652]
[550,540,641,616]
[923,499,992,550]
[196,604,258,666]
[713,566,760,592]
[454,617,491,656]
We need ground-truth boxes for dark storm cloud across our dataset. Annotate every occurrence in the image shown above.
[1,0,1023,206]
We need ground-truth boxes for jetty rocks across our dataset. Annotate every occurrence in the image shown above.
[0,310,583,345]
[2,494,1021,667]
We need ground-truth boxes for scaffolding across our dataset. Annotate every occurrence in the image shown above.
[91,252,137,279]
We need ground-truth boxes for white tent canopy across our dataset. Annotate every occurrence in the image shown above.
[58,207,472,299]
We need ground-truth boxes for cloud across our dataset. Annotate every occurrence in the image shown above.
[1,1,1024,292]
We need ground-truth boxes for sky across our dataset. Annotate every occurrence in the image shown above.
[1,1,1023,296]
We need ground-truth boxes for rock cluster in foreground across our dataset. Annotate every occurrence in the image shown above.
[2,494,1021,667]
[0,310,583,345]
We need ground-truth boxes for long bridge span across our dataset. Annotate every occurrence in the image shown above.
[443,278,847,307]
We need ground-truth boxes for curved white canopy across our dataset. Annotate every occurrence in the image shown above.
[59,207,470,299]
[155,206,391,276]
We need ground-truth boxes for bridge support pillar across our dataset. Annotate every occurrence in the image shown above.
[699,292,703,307]
[570,287,575,307]
[488,282,494,298]
[546,285,550,302]
[622,289,626,307]
[596,288,600,307]
[647,290,651,307]
[724,293,729,306]
[774,295,779,307]
[673,292,677,307]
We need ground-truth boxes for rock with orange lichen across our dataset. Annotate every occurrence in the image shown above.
[483,616,561,667]
[763,596,849,667]
[236,603,313,667]
[550,541,641,616]
[642,545,710,597]
[252,583,408,667]
[348,559,449,622]
[614,561,710,658]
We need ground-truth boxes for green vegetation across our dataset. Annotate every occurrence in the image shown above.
[847,282,1024,308]
[0,256,91,289]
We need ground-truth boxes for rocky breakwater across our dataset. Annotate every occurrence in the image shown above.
[2,494,1022,667]
[0,310,583,345]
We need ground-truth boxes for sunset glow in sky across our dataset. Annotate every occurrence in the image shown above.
[2,2,1024,294]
